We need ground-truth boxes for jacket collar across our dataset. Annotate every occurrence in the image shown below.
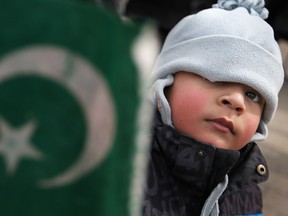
[153,111,268,195]
[223,142,269,195]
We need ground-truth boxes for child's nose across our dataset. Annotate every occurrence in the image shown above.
[219,90,246,114]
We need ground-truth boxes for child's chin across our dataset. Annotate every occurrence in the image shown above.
[201,137,238,150]
[211,141,242,151]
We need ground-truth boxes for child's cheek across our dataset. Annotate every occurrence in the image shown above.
[186,91,210,111]
[176,90,210,119]
[241,114,261,141]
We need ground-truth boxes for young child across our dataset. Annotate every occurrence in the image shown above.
[143,0,285,215]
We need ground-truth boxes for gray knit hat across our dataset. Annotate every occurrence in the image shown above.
[152,0,285,141]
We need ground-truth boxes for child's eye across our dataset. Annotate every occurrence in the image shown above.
[245,91,260,103]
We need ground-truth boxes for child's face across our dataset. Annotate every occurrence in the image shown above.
[166,72,265,150]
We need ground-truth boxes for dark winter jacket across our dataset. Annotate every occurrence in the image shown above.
[143,112,268,216]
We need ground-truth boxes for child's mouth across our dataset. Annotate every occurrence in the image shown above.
[207,118,234,134]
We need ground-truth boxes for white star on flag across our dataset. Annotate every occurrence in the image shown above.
[0,118,43,175]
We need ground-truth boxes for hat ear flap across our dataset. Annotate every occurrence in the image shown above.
[153,74,174,127]
[252,119,268,141]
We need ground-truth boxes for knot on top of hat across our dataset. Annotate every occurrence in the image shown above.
[212,0,268,19]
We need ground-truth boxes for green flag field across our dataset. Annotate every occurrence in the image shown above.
[0,0,152,215]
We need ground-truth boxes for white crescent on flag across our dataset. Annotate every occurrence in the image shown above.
[0,46,116,188]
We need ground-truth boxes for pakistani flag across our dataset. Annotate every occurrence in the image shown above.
[0,0,153,215]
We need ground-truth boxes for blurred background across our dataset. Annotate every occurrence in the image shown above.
[261,39,288,215]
